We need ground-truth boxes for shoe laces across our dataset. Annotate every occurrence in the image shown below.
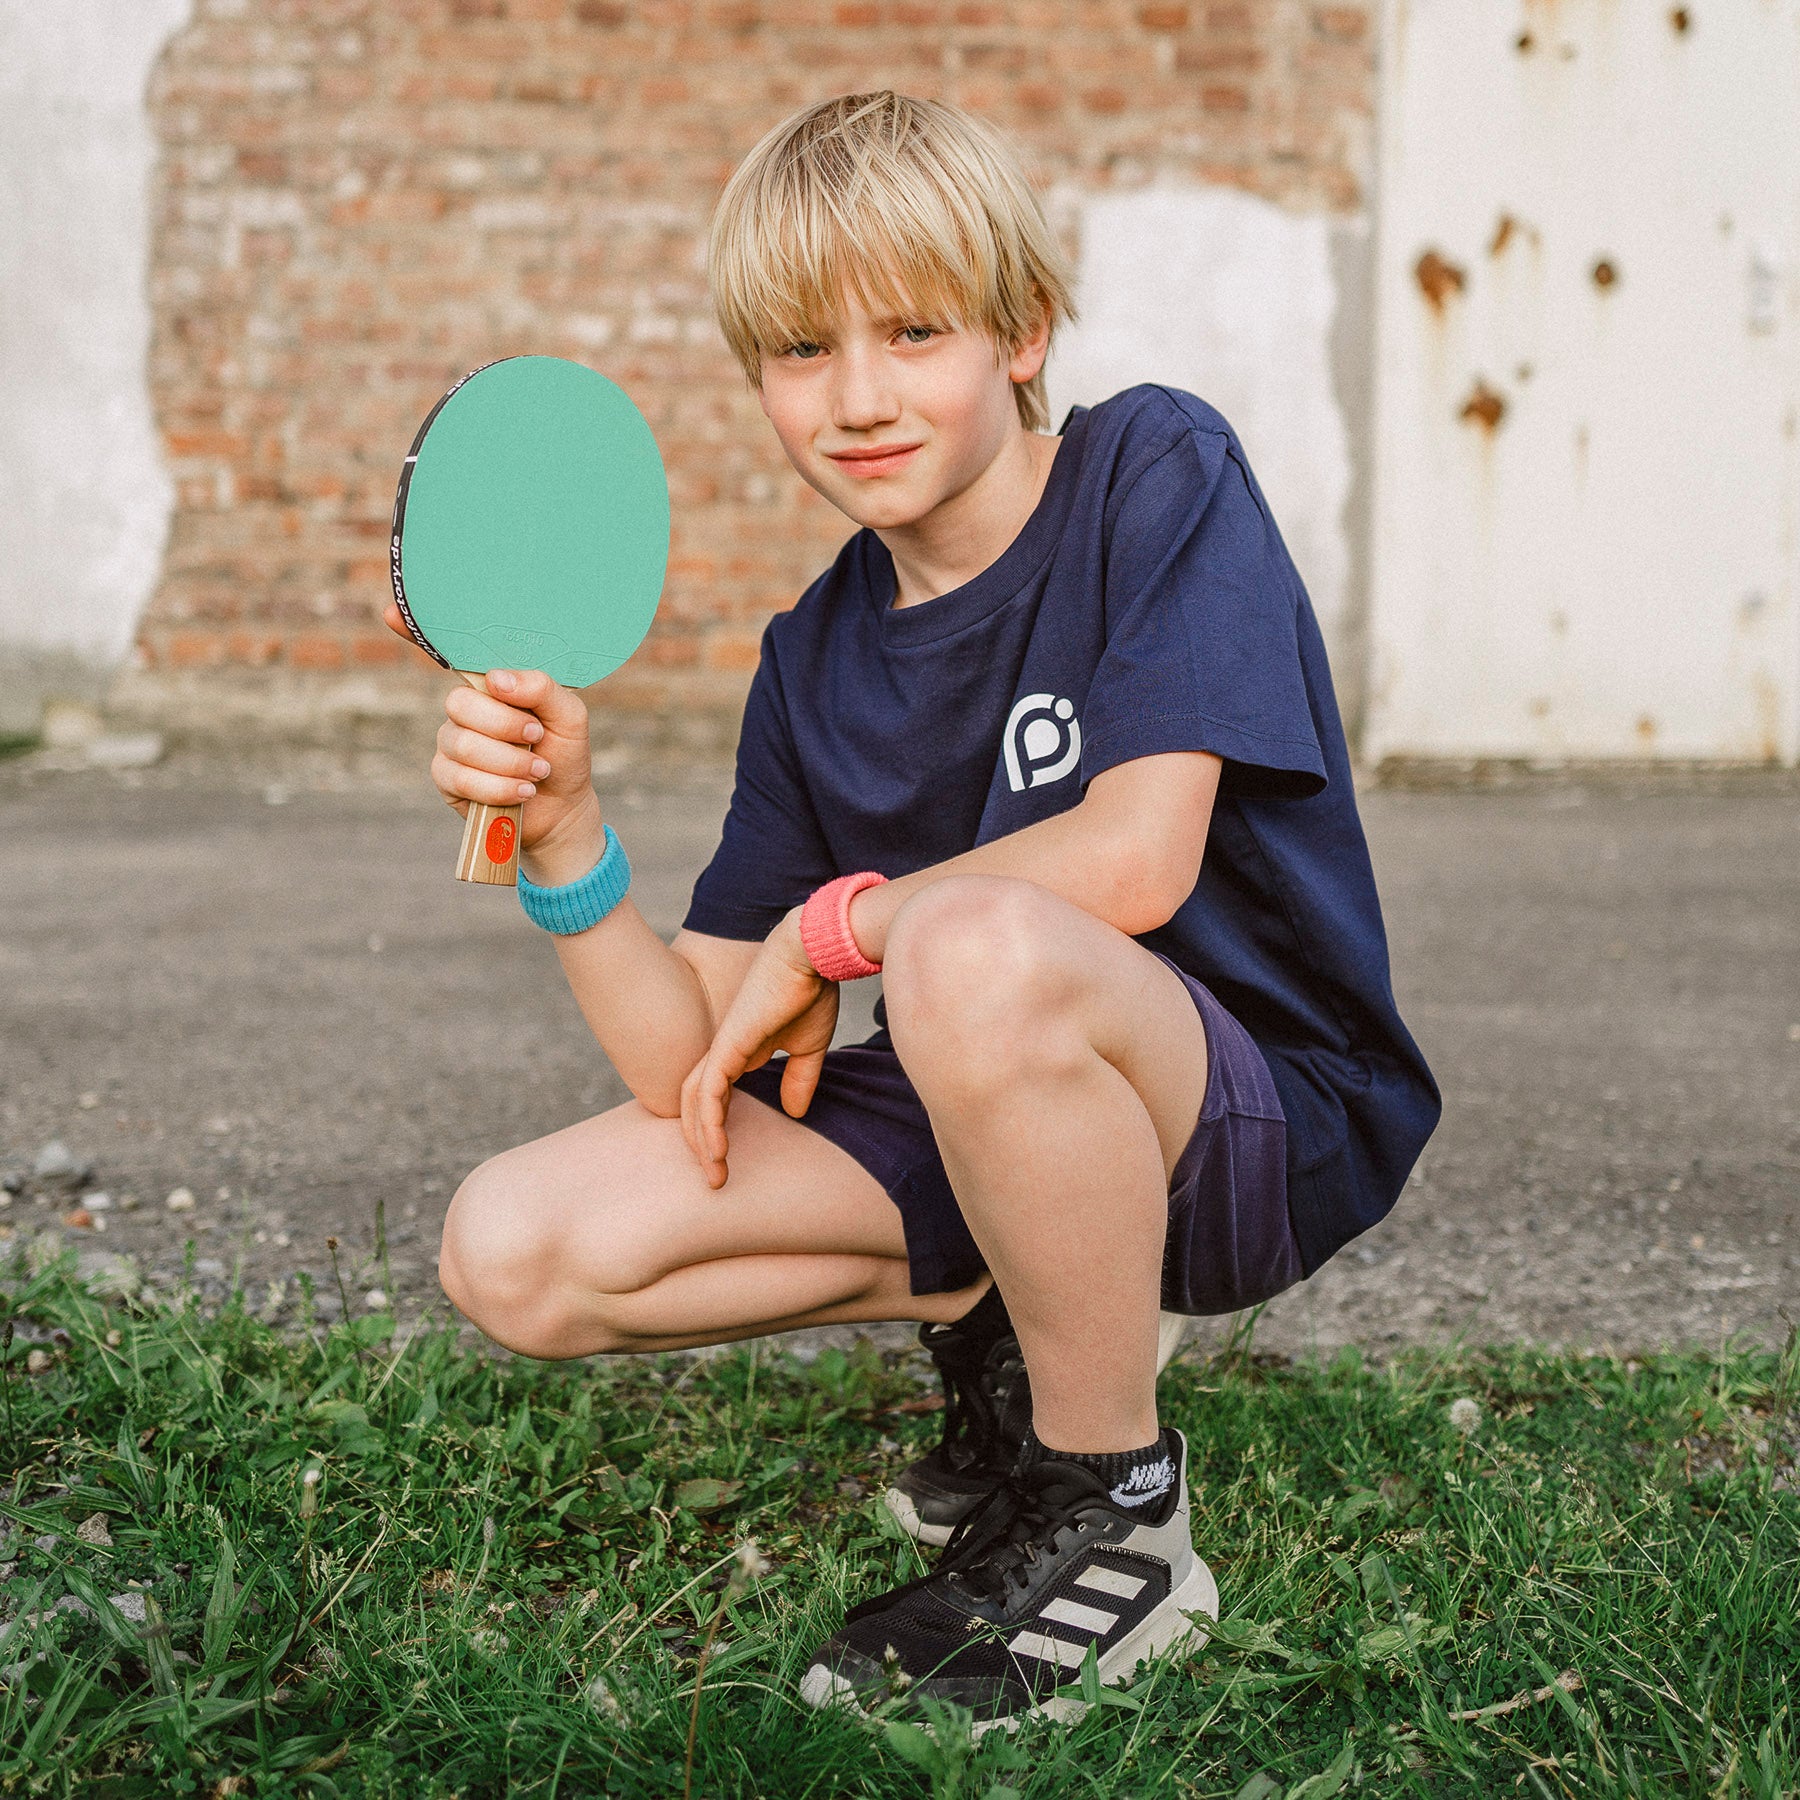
[836,1460,1102,1631]
[918,1325,1025,1473]
[937,1468,1094,1609]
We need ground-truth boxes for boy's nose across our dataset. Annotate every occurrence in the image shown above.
[830,350,902,432]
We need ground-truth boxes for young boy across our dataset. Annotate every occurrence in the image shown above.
[387,91,1438,1728]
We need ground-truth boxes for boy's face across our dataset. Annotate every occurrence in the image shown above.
[755,290,1049,534]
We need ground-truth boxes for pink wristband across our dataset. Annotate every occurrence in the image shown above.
[800,870,888,981]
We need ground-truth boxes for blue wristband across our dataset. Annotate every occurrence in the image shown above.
[517,823,631,935]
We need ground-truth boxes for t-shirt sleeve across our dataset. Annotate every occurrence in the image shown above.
[681,621,839,941]
[1079,422,1328,801]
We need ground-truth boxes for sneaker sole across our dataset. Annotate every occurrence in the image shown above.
[881,1313,1195,1548]
[798,1556,1220,1733]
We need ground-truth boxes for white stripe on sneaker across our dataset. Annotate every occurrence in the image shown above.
[1009,1631,1089,1670]
[1039,1597,1118,1635]
[1075,1566,1147,1601]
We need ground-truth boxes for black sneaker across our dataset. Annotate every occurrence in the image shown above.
[882,1312,1033,1548]
[883,1310,1195,1546]
[806,1429,1217,1731]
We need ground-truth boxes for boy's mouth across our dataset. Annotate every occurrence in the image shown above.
[825,442,923,478]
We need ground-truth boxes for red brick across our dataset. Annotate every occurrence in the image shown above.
[225,631,283,665]
[1313,4,1366,40]
[288,634,347,671]
[165,429,249,460]
[351,634,408,666]
[166,632,227,669]
[642,633,702,667]
[1176,42,1263,71]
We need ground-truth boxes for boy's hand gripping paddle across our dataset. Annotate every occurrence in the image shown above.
[389,356,670,884]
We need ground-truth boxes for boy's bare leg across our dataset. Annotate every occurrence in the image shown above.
[438,1089,984,1358]
[882,874,1209,1455]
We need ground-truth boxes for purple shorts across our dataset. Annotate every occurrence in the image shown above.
[732,951,1302,1316]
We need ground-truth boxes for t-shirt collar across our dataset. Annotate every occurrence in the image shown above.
[866,406,1092,648]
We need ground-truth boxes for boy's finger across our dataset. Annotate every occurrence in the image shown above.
[430,752,537,807]
[697,1061,732,1184]
[444,684,549,745]
[480,668,590,737]
[440,724,551,784]
[679,1060,704,1166]
[680,1060,725,1187]
[382,600,413,641]
[779,1051,821,1120]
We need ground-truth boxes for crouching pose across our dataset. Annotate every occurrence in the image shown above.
[391,91,1439,1731]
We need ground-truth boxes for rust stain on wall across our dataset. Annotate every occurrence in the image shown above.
[1415,248,1467,311]
[1592,257,1619,290]
[1670,8,1691,34]
[1460,379,1506,432]
[1489,213,1517,256]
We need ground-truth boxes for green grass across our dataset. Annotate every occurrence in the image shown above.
[2,1253,1796,1800]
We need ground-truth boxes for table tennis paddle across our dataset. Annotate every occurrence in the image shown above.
[389,355,670,884]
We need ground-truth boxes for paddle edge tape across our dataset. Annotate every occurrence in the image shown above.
[388,357,510,673]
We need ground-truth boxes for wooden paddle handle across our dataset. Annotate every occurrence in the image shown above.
[453,672,522,887]
[457,801,522,885]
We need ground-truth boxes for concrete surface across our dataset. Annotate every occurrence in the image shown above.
[2,754,1797,1356]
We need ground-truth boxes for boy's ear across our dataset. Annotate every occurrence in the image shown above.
[1007,305,1052,387]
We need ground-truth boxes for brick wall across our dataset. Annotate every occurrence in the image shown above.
[129,0,1372,754]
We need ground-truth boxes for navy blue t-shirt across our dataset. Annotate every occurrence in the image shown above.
[682,385,1439,1272]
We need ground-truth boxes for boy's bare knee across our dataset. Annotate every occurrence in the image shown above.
[436,1138,676,1359]
[885,876,1081,1078]
[438,1153,565,1348]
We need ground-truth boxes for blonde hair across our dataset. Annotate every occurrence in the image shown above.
[708,91,1076,432]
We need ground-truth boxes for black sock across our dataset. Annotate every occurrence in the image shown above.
[952,1280,1014,1350]
[1024,1426,1178,1517]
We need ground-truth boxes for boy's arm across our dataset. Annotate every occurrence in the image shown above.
[529,858,760,1120]
[842,749,1223,962]
[522,783,793,1120]
[389,620,753,1118]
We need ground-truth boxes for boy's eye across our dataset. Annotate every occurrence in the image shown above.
[898,325,936,345]
[785,341,825,361]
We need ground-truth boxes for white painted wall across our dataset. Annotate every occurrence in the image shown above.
[1367,0,1800,764]
[1046,188,1362,689]
[0,0,189,700]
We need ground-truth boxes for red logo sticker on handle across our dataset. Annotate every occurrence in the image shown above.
[484,815,517,864]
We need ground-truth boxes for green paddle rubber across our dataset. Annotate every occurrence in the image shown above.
[390,357,671,886]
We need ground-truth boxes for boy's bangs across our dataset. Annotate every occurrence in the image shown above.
[730,193,990,357]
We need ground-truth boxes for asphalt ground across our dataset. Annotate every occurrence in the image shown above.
[3,754,1796,1355]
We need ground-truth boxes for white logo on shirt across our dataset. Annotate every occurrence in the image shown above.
[1003,693,1082,792]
